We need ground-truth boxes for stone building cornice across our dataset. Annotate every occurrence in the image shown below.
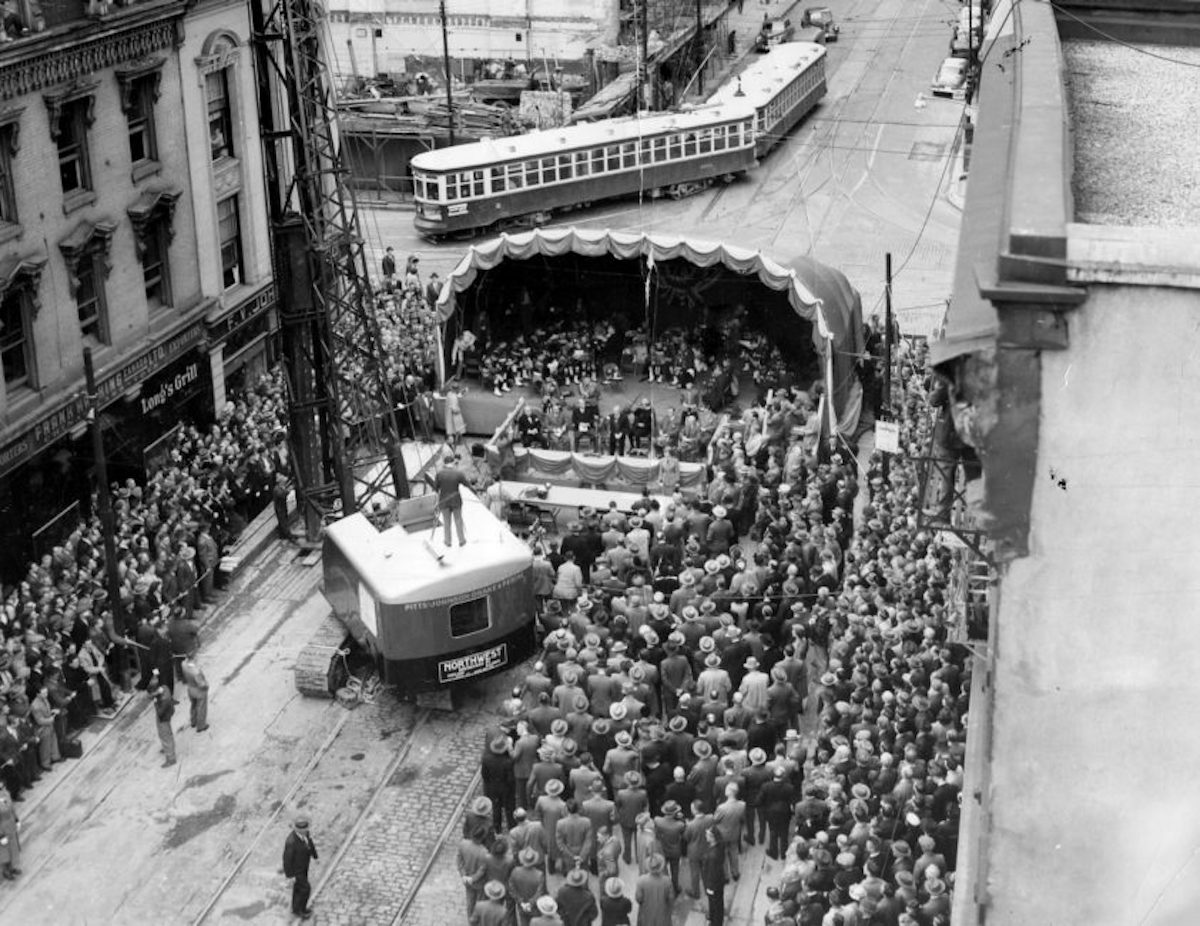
[0,14,181,103]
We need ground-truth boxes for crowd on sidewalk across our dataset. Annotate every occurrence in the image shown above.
[0,368,294,827]
[460,347,967,925]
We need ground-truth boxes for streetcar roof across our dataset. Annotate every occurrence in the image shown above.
[324,495,533,604]
[410,103,758,173]
[708,42,827,109]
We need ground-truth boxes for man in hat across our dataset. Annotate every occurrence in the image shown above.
[635,853,674,925]
[482,735,516,832]
[380,246,396,289]
[653,799,686,894]
[688,740,719,813]
[457,823,491,921]
[737,657,770,715]
[431,452,469,546]
[282,815,319,919]
[759,766,796,859]
[614,770,648,865]
[179,653,209,733]
[509,846,547,926]
[152,674,177,768]
[530,894,562,926]
[536,778,568,873]
[474,880,510,926]
[555,865,598,926]
[602,729,639,795]
[600,876,632,924]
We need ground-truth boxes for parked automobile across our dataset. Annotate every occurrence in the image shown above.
[801,7,840,41]
[931,56,969,97]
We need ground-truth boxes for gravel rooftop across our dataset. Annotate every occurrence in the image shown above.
[1063,39,1200,227]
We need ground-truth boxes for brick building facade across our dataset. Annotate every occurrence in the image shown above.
[0,0,276,580]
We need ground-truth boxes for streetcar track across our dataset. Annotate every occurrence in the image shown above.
[190,703,362,925]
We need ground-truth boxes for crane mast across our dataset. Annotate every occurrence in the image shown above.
[251,0,410,541]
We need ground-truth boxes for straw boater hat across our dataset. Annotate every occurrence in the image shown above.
[704,559,720,575]
[565,867,588,887]
[604,877,625,898]
[704,653,721,668]
[610,703,628,721]
[679,572,696,587]
[536,896,558,915]
[699,636,715,653]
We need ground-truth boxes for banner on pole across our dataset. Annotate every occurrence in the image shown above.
[876,420,900,454]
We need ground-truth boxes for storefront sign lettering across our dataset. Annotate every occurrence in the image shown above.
[140,361,201,415]
[0,321,205,478]
[208,283,277,342]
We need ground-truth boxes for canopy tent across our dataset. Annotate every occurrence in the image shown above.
[434,227,866,417]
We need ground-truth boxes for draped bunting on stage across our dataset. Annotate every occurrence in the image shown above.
[433,227,866,416]
[485,446,706,489]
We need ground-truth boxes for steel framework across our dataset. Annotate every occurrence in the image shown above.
[251,0,409,540]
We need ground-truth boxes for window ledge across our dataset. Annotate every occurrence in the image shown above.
[63,189,97,216]
[2,385,39,424]
[131,159,161,184]
[0,221,22,245]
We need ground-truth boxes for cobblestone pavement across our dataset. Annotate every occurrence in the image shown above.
[313,683,507,926]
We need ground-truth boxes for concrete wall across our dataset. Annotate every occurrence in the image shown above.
[987,283,1200,924]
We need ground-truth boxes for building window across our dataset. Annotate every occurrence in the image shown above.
[217,195,243,289]
[142,218,171,309]
[75,255,107,342]
[0,287,32,389]
[126,76,158,165]
[206,69,234,160]
[0,114,20,225]
[56,98,92,195]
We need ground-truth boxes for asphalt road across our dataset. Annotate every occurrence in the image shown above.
[356,0,965,336]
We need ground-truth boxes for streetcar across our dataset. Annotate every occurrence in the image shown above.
[410,103,758,237]
[304,489,536,697]
[708,42,827,159]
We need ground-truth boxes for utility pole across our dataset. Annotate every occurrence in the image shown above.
[640,0,650,110]
[83,348,124,640]
[882,252,894,481]
[440,0,455,144]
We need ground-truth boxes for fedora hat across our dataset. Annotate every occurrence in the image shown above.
[536,896,558,915]
[749,747,767,766]
[692,739,713,759]
[610,703,628,721]
[667,715,687,733]
[518,847,540,867]
[604,877,625,898]
[614,729,632,746]
[565,867,588,887]
[704,653,721,668]
[661,799,681,817]
[545,779,564,797]
[471,796,493,817]
[624,770,643,787]
[483,880,506,901]
[489,736,510,755]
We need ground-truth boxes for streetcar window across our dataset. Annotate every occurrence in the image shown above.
[492,170,506,193]
[698,130,712,154]
[472,170,485,197]
[652,137,666,162]
[445,174,460,200]
[558,154,573,179]
[542,157,558,182]
[606,145,620,171]
[622,142,636,168]
[639,139,652,163]
[449,596,491,638]
[574,151,590,175]
[507,164,525,189]
[683,133,697,156]
[668,134,682,160]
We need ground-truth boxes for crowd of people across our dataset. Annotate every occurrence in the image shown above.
[461,344,968,925]
[0,368,294,824]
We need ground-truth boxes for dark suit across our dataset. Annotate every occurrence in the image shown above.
[283,828,318,914]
